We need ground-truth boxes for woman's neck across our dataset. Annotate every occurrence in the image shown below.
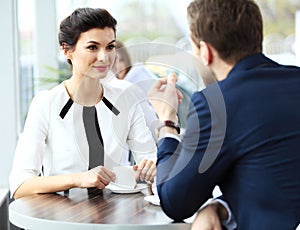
[65,76,103,106]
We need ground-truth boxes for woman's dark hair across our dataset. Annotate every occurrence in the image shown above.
[59,7,117,64]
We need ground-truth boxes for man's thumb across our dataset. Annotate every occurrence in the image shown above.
[167,73,177,85]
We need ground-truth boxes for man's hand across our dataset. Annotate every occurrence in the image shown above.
[191,203,223,230]
[148,73,183,121]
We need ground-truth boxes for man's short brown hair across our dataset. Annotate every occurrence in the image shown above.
[188,0,263,64]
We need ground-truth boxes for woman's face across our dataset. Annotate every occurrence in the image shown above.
[66,27,116,80]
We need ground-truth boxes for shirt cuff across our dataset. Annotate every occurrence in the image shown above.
[197,198,236,230]
[211,198,237,230]
[158,133,181,142]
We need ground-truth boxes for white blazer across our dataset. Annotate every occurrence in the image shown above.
[9,78,157,196]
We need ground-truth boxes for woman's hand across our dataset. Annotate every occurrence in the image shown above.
[75,166,116,189]
[133,159,156,183]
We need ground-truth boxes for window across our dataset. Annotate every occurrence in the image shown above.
[17,0,300,130]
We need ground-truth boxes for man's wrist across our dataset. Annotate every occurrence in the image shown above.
[157,111,178,122]
[199,198,236,229]
[213,202,229,221]
[157,120,180,134]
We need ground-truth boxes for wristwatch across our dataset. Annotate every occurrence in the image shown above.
[157,120,180,134]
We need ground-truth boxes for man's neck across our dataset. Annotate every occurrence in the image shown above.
[211,58,234,82]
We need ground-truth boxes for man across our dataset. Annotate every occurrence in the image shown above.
[148,0,300,229]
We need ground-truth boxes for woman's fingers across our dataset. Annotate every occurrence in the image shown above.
[91,166,116,187]
[135,159,156,182]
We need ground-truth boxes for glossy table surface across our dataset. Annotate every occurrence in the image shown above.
[9,187,193,230]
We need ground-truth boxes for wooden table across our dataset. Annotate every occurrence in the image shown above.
[9,187,193,230]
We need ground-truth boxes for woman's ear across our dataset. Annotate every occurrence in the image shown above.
[62,43,72,59]
[199,41,213,66]
[64,49,72,59]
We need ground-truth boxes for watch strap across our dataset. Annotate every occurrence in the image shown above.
[157,120,180,134]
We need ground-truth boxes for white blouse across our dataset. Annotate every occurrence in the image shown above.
[9,78,157,195]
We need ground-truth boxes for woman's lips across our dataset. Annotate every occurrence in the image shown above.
[94,65,108,72]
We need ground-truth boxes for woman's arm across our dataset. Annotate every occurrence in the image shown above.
[13,166,115,199]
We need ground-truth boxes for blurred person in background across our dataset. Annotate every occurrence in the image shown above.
[113,40,157,93]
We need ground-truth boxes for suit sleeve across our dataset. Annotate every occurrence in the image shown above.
[156,89,230,221]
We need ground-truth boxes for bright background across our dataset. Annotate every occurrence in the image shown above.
[1,0,300,191]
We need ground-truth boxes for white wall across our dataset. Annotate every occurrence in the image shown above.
[0,0,19,189]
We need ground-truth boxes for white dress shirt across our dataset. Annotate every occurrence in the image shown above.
[9,78,157,196]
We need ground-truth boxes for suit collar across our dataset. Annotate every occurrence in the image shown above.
[228,53,279,77]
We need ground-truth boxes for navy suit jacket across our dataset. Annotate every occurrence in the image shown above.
[156,53,300,229]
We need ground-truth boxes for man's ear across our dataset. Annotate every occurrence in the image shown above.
[199,41,213,66]
[189,38,200,59]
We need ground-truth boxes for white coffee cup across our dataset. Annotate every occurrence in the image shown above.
[113,166,137,189]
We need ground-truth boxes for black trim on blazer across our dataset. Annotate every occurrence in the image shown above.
[59,97,120,119]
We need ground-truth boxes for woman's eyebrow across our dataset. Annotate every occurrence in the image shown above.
[86,40,116,45]
[107,40,116,45]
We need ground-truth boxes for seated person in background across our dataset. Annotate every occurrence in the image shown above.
[9,7,157,199]
[113,40,157,93]
[148,0,300,229]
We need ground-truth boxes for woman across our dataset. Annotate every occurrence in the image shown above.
[9,8,157,199]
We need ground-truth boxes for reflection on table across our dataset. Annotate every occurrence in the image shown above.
[9,187,193,230]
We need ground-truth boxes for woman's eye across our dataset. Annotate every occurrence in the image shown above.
[87,45,97,50]
[107,44,115,51]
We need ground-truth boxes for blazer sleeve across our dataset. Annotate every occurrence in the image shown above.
[156,89,230,221]
[9,90,50,196]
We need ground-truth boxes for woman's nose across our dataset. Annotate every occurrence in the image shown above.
[97,50,106,62]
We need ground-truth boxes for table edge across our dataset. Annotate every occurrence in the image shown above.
[9,202,191,230]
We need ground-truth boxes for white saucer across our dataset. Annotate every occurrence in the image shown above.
[144,195,160,206]
[106,183,147,194]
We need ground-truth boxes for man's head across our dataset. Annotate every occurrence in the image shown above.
[187,0,263,65]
